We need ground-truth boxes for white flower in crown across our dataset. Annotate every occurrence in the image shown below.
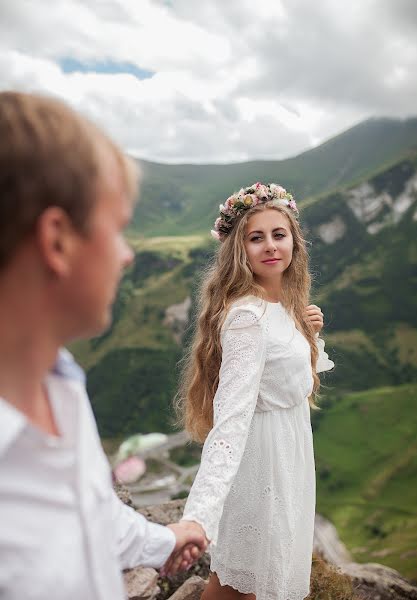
[236,188,246,201]
[270,183,287,199]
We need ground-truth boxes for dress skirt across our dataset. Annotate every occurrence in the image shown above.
[210,399,316,600]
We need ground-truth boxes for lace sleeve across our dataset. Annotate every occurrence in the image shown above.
[181,306,267,545]
[315,333,335,373]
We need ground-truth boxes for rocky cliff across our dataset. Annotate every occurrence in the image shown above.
[114,485,417,600]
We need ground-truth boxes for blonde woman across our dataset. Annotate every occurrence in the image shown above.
[175,183,334,600]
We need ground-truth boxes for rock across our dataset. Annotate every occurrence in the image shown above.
[130,500,417,600]
[123,566,160,600]
[314,515,417,600]
[341,562,417,600]
[113,481,135,508]
[137,498,186,525]
[167,575,207,599]
[314,513,353,565]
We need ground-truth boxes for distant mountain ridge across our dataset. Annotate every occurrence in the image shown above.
[131,116,417,237]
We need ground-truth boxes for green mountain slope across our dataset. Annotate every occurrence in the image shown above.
[304,153,417,392]
[132,117,417,237]
[313,383,417,581]
[70,149,417,438]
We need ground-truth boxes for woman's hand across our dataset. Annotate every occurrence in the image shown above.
[305,304,324,334]
[160,521,209,576]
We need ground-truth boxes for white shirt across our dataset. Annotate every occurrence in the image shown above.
[0,349,175,600]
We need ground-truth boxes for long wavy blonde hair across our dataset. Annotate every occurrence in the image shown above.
[176,202,320,443]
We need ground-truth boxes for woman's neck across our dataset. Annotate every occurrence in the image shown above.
[255,277,283,304]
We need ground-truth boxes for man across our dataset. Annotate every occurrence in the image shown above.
[0,91,206,599]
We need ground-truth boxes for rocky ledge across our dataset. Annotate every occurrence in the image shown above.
[113,485,417,600]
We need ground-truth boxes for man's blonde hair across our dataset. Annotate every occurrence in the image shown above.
[0,91,138,269]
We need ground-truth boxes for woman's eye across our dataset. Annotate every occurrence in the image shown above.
[275,233,285,239]
[250,236,262,242]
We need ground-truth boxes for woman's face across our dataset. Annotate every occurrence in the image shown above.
[244,208,294,281]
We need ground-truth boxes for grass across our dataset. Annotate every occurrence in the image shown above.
[388,325,417,367]
[127,233,206,256]
[314,383,417,581]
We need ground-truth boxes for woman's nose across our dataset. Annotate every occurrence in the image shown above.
[265,236,277,252]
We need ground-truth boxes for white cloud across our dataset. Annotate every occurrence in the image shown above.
[0,0,416,163]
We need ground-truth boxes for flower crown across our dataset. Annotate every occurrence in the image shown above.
[210,182,298,241]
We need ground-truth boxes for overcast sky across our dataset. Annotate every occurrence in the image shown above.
[1,0,416,163]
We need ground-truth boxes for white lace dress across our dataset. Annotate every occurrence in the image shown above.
[181,296,334,600]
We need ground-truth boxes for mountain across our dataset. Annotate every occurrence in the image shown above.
[131,116,417,237]
[69,146,417,437]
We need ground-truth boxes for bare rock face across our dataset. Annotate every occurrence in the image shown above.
[316,215,347,244]
[123,566,160,600]
[163,297,192,343]
[167,575,207,600]
[346,172,417,235]
[314,513,353,565]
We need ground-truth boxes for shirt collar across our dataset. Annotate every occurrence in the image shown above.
[0,397,27,456]
[0,348,86,456]
[51,348,86,385]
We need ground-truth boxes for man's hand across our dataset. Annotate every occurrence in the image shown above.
[160,521,209,577]
[305,304,324,334]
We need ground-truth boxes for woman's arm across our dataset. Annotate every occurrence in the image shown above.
[181,305,267,545]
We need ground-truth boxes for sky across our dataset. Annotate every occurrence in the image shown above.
[1,0,416,164]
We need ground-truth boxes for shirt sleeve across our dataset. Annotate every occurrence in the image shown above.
[315,333,335,373]
[181,305,267,545]
[109,489,176,570]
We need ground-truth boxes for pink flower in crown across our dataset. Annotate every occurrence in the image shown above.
[288,199,298,212]
[214,217,222,229]
[254,184,269,200]
[224,195,237,211]
[220,203,232,216]
[211,229,221,240]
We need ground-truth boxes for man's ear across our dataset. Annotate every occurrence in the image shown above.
[36,207,80,277]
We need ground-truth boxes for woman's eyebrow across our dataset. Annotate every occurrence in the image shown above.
[247,226,287,235]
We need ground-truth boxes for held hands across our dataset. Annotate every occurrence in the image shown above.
[305,304,324,334]
[160,521,209,577]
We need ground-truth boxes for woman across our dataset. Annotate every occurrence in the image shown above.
[176,182,334,600]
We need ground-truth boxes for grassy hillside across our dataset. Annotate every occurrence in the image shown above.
[313,383,417,581]
[132,117,417,237]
